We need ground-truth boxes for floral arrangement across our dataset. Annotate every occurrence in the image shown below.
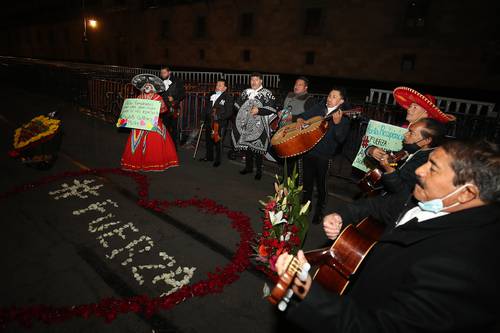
[13,115,61,151]
[253,170,310,276]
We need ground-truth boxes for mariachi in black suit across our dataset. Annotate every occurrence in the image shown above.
[286,203,500,333]
[203,91,234,164]
[159,75,185,147]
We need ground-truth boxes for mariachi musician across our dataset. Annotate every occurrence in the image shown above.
[199,79,234,167]
[232,72,276,180]
[274,76,317,180]
[364,87,455,195]
[296,87,351,225]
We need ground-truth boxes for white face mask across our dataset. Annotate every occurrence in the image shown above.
[417,184,473,213]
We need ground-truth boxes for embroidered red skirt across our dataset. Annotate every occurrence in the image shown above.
[121,122,179,172]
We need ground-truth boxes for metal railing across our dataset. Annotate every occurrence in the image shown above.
[366,88,497,118]
[0,56,281,88]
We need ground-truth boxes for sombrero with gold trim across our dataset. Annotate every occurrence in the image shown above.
[393,86,456,123]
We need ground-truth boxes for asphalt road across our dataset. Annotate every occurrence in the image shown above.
[0,87,359,332]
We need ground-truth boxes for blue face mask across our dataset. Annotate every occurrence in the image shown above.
[418,184,471,213]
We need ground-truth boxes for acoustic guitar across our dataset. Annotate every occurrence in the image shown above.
[268,217,384,307]
[357,150,409,194]
[271,107,363,158]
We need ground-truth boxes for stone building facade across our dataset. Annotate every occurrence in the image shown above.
[1,0,499,92]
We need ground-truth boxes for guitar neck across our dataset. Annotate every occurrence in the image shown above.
[324,107,362,120]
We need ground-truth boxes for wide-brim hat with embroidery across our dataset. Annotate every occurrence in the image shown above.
[393,86,456,123]
[131,74,165,93]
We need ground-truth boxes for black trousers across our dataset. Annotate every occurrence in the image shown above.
[205,126,225,163]
[244,150,263,174]
[164,115,178,148]
[302,154,330,217]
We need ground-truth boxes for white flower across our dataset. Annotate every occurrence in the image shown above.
[279,231,292,242]
[299,200,311,215]
[270,210,287,226]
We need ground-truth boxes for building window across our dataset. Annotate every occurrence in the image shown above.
[195,15,207,38]
[404,0,429,33]
[487,55,500,76]
[142,0,158,9]
[240,12,254,37]
[64,28,70,44]
[304,8,323,36]
[86,0,104,8]
[161,19,169,39]
[199,49,205,60]
[36,30,43,45]
[401,54,416,72]
[48,30,55,46]
[242,49,251,62]
[305,51,315,65]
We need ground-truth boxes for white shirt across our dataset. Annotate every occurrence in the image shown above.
[246,86,263,100]
[396,205,449,227]
[210,91,222,106]
[163,78,172,91]
[325,105,339,116]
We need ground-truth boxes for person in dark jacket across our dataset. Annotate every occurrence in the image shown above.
[232,72,276,180]
[296,87,350,224]
[324,118,448,236]
[364,117,447,194]
[198,79,234,167]
[275,76,317,181]
[276,139,500,333]
[159,66,185,148]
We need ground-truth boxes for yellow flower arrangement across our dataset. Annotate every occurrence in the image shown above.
[13,115,61,150]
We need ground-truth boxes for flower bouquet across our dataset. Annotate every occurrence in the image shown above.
[253,169,310,279]
[12,115,61,151]
[9,113,62,169]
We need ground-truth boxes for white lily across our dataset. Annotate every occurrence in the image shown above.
[279,231,292,242]
[269,210,287,226]
[299,200,311,215]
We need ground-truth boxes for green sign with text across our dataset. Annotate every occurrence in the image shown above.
[352,120,408,172]
[116,98,161,131]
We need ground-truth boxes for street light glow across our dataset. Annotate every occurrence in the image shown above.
[88,19,98,29]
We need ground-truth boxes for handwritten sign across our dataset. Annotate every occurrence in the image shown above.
[352,120,407,172]
[116,98,160,131]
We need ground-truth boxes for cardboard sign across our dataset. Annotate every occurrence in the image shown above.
[352,120,408,172]
[116,98,161,131]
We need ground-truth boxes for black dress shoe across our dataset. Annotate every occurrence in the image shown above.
[198,157,213,162]
[254,172,262,180]
[240,168,252,175]
[213,161,221,167]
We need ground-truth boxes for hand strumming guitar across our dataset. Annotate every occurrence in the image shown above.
[368,147,397,174]
[332,110,343,125]
[323,213,343,240]
[296,118,306,130]
[367,147,386,161]
[275,250,312,300]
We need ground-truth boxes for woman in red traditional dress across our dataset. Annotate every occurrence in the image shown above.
[121,74,179,172]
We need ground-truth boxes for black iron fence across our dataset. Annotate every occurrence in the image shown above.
[1,56,498,179]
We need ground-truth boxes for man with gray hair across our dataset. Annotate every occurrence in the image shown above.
[276,139,500,333]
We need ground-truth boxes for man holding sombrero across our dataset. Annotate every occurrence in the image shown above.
[393,86,456,125]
